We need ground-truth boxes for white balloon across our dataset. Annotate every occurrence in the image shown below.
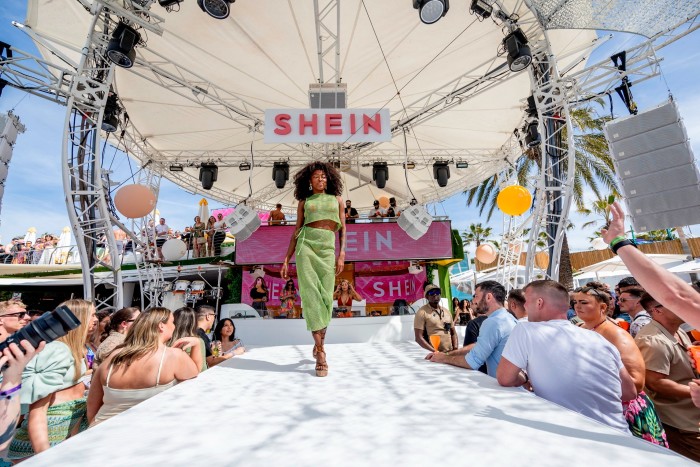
[161,238,187,261]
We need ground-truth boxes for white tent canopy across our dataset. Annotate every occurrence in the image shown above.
[26,0,596,212]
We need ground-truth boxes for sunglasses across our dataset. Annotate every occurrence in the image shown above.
[575,286,607,298]
[2,312,29,318]
[427,290,441,296]
[618,298,638,303]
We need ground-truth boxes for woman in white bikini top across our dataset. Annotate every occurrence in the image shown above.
[87,308,203,426]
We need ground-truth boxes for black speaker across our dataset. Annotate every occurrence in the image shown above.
[604,100,700,232]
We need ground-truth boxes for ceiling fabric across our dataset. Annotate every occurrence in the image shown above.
[26,0,596,212]
[528,0,700,38]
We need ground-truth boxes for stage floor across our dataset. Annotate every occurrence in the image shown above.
[24,342,694,466]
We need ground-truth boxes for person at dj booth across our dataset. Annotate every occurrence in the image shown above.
[344,200,359,224]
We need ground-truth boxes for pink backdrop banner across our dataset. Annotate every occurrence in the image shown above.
[354,261,410,273]
[354,271,427,304]
[236,221,452,264]
[241,272,300,307]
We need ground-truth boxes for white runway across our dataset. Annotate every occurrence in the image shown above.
[24,342,695,466]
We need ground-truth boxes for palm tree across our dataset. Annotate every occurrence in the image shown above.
[461,223,493,248]
[464,103,620,288]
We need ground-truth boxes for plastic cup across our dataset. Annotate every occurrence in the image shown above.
[690,345,700,373]
[616,320,630,332]
[429,334,441,352]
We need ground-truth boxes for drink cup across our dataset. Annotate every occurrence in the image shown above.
[429,334,441,352]
[690,345,700,373]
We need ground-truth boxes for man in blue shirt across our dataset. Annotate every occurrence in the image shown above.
[426,280,517,377]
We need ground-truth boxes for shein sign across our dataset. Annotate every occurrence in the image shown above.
[264,108,391,143]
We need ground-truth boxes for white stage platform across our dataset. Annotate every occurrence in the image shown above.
[24,342,694,466]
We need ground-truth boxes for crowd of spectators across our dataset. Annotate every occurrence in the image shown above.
[0,299,245,462]
[416,202,700,461]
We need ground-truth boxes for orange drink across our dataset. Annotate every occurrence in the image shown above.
[690,345,700,373]
[429,334,441,352]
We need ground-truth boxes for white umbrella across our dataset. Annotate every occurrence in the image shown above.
[198,198,209,223]
[667,259,700,274]
[576,254,687,275]
[23,227,36,245]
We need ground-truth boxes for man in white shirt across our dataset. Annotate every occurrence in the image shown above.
[154,217,170,261]
[367,200,385,219]
[497,279,636,433]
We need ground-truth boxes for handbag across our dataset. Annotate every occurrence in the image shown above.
[197,237,206,245]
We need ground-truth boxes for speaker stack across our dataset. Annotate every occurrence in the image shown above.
[604,100,700,232]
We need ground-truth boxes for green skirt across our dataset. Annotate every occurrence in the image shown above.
[295,226,335,332]
[8,398,88,460]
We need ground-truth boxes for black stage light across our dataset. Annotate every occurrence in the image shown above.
[524,121,541,148]
[412,0,449,25]
[106,23,141,68]
[526,94,538,118]
[470,0,492,19]
[272,161,290,189]
[239,161,251,171]
[455,161,469,169]
[102,91,120,133]
[169,164,184,172]
[504,28,531,72]
[158,0,182,7]
[199,163,218,190]
[372,162,389,189]
[403,161,416,170]
[432,161,450,187]
[198,0,233,20]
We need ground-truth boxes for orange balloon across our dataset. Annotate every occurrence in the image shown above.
[114,184,157,218]
[475,243,498,263]
[378,196,390,209]
[497,185,532,216]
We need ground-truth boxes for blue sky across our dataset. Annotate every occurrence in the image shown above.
[1,3,699,256]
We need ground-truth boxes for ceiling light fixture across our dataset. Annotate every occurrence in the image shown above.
[239,162,251,171]
[101,90,121,133]
[169,164,184,172]
[372,162,389,189]
[413,0,449,25]
[106,23,140,68]
[470,0,492,19]
[432,161,450,187]
[504,28,532,72]
[272,161,290,189]
[199,163,218,190]
[198,0,233,20]
[455,161,469,169]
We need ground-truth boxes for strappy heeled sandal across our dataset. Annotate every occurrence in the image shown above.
[314,345,328,377]
[312,328,327,358]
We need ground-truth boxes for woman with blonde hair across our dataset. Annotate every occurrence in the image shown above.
[333,279,361,317]
[8,299,96,460]
[573,282,668,447]
[87,307,201,426]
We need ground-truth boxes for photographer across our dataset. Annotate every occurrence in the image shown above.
[0,340,45,455]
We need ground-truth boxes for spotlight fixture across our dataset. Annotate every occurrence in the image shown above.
[372,162,389,189]
[272,161,290,189]
[412,0,449,25]
[199,163,218,190]
[398,203,433,240]
[169,164,184,172]
[198,0,233,20]
[403,161,416,170]
[526,95,538,118]
[106,22,141,68]
[455,161,469,169]
[432,161,450,187]
[158,0,182,7]
[225,204,261,243]
[503,28,531,72]
[101,91,120,133]
[524,121,541,148]
[470,0,492,19]
[239,162,251,171]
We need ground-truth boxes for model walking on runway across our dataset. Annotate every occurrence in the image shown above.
[281,161,346,377]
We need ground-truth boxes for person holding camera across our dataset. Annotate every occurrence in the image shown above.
[7,299,95,461]
[414,285,458,353]
[0,340,45,455]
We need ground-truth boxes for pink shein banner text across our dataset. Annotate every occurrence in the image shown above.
[235,221,452,264]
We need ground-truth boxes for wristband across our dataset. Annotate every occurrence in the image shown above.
[0,383,21,400]
[609,236,627,248]
[611,239,637,255]
[520,370,529,385]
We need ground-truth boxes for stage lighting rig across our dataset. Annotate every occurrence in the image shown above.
[413,0,449,25]
[272,161,290,189]
[198,0,234,20]
[503,28,531,72]
[372,162,389,189]
[106,23,140,68]
[432,161,450,187]
[199,163,218,190]
[470,0,492,20]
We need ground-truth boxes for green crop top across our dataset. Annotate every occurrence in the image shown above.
[304,194,341,231]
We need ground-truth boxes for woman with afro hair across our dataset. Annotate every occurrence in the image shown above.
[281,161,346,377]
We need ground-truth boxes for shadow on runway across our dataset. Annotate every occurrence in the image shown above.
[224,358,317,375]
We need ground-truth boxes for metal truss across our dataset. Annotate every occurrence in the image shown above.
[313,0,341,84]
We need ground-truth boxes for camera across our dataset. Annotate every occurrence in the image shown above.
[0,305,81,355]
[444,322,452,333]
